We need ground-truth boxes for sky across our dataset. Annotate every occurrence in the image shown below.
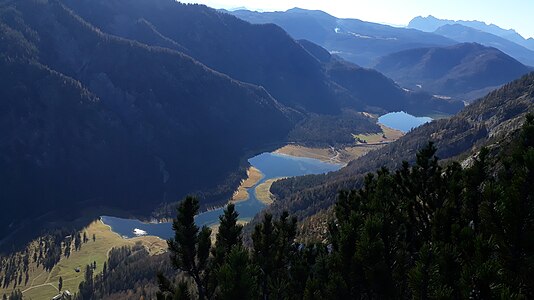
[185,0,534,39]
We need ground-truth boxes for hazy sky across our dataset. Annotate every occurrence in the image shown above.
[186,0,534,39]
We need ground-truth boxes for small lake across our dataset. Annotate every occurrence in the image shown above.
[101,153,342,239]
[378,111,432,132]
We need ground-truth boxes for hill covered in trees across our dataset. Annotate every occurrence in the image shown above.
[374,43,531,102]
[0,0,295,248]
[434,24,534,67]
[294,40,462,115]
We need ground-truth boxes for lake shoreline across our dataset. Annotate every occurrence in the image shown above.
[102,152,342,240]
[230,166,264,203]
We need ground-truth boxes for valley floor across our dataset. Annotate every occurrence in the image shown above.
[1,118,407,299]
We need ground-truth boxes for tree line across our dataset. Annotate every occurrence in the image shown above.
[157,115,533,299]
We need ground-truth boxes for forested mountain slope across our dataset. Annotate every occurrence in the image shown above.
[374,43,531,101]
[435,24,534,66]
[0,0,293,246]
[61,0,462,115]
[0,0,461,248]
[268,72,534,221]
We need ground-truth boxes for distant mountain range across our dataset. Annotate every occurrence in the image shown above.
[374,43,532,101]
[407,16,534,66]
[228,8,534,71]
[434,24,534,67]
[409,15,534,51]
[228,8,455,67]
[61,0,460,116]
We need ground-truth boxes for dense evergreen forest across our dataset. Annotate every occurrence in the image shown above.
[69,115,533,299]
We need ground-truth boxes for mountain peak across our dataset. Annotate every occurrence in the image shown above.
[409,15,534,51]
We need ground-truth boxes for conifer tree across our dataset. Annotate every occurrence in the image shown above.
[166,196,211,300]
[212,203,242,266]
[252,212,297,300]
[216,246,258,300]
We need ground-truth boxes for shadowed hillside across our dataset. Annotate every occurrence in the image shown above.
[61,0,462,116]
[0,0,294,247]
[374,43,531,101]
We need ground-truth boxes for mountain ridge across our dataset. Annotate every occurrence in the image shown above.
[433,23,534,66]
[374,42,531,101]
[61,0,462,115]
[0,0,295,246]
[228,7,455,67]
[409,15,534,51]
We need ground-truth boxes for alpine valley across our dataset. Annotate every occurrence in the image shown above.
[0,1,532,299]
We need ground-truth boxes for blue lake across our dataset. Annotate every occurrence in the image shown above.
[378,111,432,132]
[101,153,342,239]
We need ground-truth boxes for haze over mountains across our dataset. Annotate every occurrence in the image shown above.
[230,7,533,100]
[229,7,534,71]
[374,43,532,101]
[408,15,534,66]
[63,0,459,116]
[229,8,455,67]
[409,15,534,51]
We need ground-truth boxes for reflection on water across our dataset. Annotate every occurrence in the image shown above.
[101,153,342,239]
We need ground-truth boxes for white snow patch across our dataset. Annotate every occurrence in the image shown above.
[347,32,398,40]
[348,32,373,39]
[133,228,147,236]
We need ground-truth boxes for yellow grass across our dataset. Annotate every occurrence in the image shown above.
[379,124,404,140]
[353,123,404,144]
[339,145,383,161]
[276,144,387,164]
[255,178,287,205]
[276,120,404,165]
[1,220,167,299]
[274,145,339,163]
[231,167,264,203]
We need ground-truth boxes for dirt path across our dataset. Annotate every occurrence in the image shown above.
[22,282,58,294]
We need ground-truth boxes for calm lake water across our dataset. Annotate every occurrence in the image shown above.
[101,153,342,239]
[379,111,432,132]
